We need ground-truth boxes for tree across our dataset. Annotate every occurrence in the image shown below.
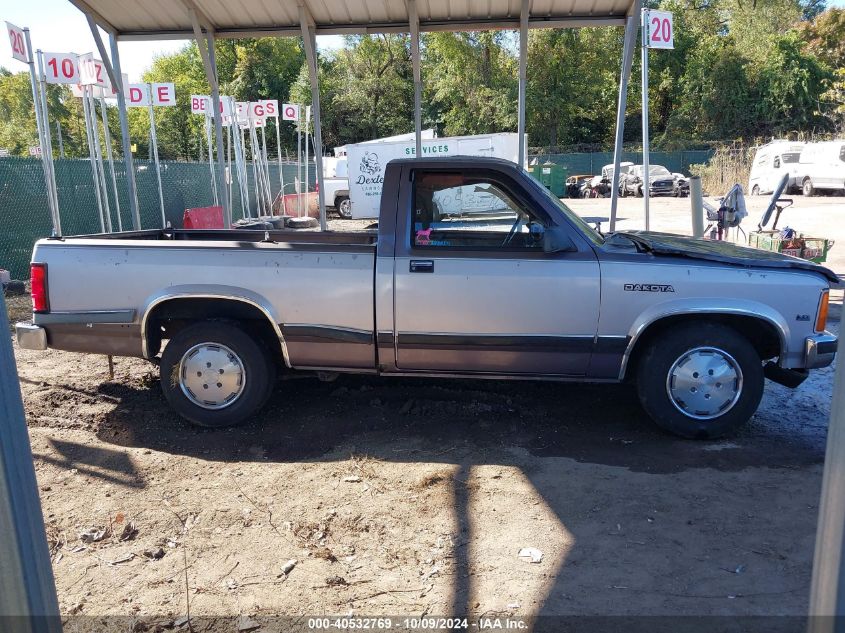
[756,31,831,133]
[423,32,517,136]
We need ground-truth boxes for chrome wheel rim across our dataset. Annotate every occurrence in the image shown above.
[666,347,743,420]
[339,198,352,218]
[179,342,246,410]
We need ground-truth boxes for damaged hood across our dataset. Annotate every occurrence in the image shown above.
[609,231,839,284]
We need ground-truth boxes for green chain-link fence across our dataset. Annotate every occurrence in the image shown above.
[0,157,314,279]
[530,150,715,175]
[1,150,715,279]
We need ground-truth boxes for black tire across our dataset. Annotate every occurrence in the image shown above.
[635,322,764,439]
[637,186,644,198]
[802,178,815,197]
[336,196,352,219]
[160,321,276,428]
[286,216,318,229]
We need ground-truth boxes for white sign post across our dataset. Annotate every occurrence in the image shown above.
[191,95,219,206]
[9,23,61,235]
[127,83,175,227]
[79,53,112,232]
[640,9,674,231]
[36,50,62,232]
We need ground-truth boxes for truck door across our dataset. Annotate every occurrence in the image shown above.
[390,169,601,375]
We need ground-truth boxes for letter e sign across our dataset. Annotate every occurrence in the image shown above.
[152,82,176,106]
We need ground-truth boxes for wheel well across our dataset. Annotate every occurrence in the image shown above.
[624,313,782,381]
[144,298,284,365]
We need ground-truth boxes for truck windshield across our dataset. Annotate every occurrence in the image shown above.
[527,177,605,245]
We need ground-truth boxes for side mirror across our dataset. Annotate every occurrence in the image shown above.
[543,225,577,253]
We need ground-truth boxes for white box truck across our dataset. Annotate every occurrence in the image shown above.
[346,132,523,218]
[796,140,845,196]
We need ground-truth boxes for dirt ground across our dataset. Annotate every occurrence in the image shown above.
[6,299,841,630]
[4,195,843,630]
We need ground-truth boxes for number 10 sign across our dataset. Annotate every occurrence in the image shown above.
[645,10,674,49]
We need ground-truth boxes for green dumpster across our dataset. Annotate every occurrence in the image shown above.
[530,162,567,197]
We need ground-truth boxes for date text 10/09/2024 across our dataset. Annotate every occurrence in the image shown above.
[307,617,529,630]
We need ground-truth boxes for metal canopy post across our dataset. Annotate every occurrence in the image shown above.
[517,0,528,169]
[188,6,231,227]
[640,7,650,231]
[407,0,422,157]
[809,345,845,632]
[300,5,327,231]
[109,33,141,230]
[609,3,640,232]
[206,32,230,226]
[0,294,62,633]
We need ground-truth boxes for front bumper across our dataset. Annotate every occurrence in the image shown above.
[15,322,47,351]
[805,332,838,369]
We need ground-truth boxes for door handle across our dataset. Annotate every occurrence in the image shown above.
[409,260,434,273]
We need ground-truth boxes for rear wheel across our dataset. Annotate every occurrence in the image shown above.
[635,323,764,439]
[803,178,815,197]
[160,321,276,428]
[336,196,352,219]
[751,185,760,196]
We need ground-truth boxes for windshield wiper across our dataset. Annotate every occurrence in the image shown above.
[610,232,653,253]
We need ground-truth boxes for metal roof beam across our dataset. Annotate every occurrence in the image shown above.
[115,15,626,40]
[66,0,118,34]
[86,16,118,89]
[177,0,217,32]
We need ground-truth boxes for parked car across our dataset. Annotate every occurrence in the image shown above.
[566,174,594,198]
[748,140,806,196]
[672,173,690,197]
[585,174,612,198]
[619,165,676,197]
[602,162,634,188]
[796,140,845,196]
[16,156,837,440]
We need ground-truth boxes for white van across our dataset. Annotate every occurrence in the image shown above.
[796,141,845,196]
[748,141,805,195]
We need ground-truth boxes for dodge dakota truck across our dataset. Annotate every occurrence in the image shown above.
[15,157,838,439]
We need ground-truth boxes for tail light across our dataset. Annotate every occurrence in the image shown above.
[816,290,829,332]
[31,263,49,313]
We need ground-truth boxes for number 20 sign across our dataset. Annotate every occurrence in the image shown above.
[645,10,674,50]
[6,22,28,63]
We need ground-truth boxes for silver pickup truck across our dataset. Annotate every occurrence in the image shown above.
[16,157,838,439]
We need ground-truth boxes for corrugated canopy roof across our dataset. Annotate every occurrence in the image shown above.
[69,0,635,40]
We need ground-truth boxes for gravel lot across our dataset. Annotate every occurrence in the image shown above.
[4,194,842,628]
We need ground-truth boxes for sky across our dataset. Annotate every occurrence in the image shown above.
[1,0,344,82]
[2,0,844,80]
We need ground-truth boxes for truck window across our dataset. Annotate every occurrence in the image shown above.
[411,172,543,250]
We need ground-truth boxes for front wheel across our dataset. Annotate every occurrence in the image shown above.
[160,321,276,427]
[751,185,760,196]
[635,323,764,439]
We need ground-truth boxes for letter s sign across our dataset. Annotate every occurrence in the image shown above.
[260,99,279,118]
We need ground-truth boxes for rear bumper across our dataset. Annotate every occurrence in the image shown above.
[805,332,838,369]
[15,322,47,351]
